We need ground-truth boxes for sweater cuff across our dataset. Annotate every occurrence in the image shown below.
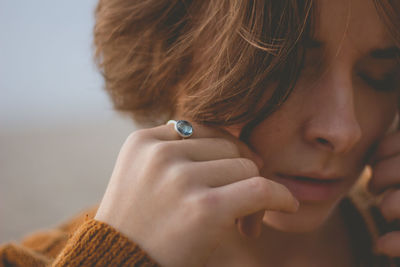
[53,219,160,266]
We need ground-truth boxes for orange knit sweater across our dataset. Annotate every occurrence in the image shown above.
[0,206,159,266]
[0,175,398,267]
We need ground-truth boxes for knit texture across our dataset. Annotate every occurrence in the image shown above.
[0,243,50,267]
[0,207,160,267]
[53,219,159,266]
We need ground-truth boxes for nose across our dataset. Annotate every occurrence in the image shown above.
[303,71,362,154]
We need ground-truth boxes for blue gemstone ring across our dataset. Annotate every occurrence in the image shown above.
[167,120,193,138]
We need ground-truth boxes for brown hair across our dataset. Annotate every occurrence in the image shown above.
[94,0,400,140]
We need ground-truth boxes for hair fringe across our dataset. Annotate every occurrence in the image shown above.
[93,0,399,131]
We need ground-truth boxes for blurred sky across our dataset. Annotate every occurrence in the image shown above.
[0,0,112,129]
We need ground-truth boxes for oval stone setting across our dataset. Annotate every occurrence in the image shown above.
[175,120,193,138]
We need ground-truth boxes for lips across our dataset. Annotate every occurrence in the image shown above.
[274,173,345,202]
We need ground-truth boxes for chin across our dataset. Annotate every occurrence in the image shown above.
[262,199,341,233]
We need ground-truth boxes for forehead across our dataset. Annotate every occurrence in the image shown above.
[314,0,395,54]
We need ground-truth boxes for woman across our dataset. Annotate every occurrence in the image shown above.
[1,0,400,266]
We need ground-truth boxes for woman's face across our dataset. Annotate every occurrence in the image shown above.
[225,0,400,232]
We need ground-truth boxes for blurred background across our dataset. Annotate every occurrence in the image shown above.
[0,1,137,242]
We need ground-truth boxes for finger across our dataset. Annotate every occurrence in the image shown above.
[148,123,264,168]
[141,122,221,141]
[237,211,265,238]
[161,138,263,169]
[180,158,260,187]
[369,154,400,194]
[187,123,263,168]
[153,121,236,140]
[370,131,400,164]
[375,231,400,257]
[379,190,400,222]
[213,176,299,220]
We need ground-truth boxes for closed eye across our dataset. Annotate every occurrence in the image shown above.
[358,72,397,92]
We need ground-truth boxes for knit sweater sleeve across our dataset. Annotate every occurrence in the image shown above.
[52,219,160,266]
[0,208,160,267]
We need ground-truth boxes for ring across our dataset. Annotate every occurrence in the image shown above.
[167,120,193,138]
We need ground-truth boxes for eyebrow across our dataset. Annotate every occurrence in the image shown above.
[304,38,400,59]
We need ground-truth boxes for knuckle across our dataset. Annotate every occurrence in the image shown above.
[165,162,201,190]
[166,163,190,183]
[191,192,220,218]
[152,142,173,155]
[126,129,149,146]
[150,142,178,165]
[119,130,151,161]
[199,191,220,207]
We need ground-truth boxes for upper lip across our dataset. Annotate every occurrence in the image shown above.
[278,172,344,181]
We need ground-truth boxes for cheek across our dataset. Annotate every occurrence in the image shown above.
[246,111,297,163]
[222,115,294,162]
[356,74,399,136]
[357,95,399,146]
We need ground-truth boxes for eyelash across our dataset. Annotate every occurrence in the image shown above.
[359,73,397,92]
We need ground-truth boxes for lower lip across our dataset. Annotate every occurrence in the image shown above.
[274,174,345,202]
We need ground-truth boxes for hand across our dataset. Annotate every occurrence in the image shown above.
[368,131,400,257]
[95,123,299,267]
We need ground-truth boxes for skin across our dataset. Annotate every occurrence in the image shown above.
[95,0,400,266]
[226,0,400,234]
